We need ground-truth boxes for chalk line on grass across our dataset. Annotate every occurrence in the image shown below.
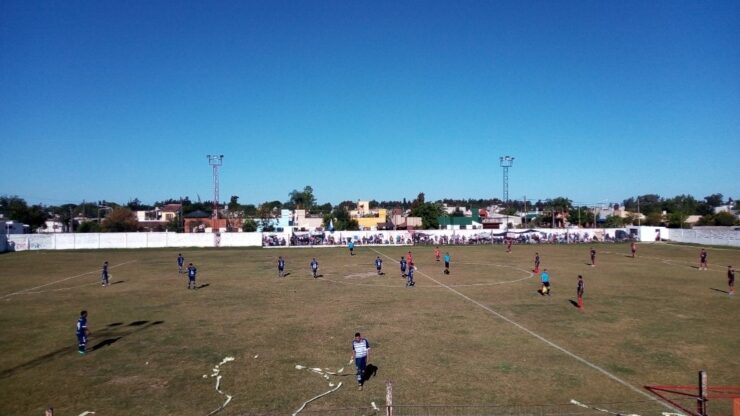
[369,248,680,413]
[291,382,343,416]
[0,260,137,300]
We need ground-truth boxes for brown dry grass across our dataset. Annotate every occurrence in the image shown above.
[0,243,737,415]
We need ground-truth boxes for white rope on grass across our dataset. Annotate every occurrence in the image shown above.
[291,382,342,416]
[204,356,235,416]
[292,363,348,415]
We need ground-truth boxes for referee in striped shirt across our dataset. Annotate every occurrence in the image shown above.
[352,332,370,390]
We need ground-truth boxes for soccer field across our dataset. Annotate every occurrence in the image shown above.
[0,243,737,416]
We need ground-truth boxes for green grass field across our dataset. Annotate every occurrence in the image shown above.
[0,243,738,416]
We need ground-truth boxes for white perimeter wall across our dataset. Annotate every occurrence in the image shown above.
[3,227,737,251]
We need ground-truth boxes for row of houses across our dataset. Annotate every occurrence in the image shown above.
[5,201,737,234]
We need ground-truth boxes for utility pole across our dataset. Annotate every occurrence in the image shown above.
[499,156,514,205]
[207,155,224,229]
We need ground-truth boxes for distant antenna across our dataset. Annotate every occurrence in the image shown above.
[499,156,514,203]
[207,155,224,225]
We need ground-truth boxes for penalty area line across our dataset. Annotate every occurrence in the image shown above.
[0,260,137,300]
[369,248,679,414]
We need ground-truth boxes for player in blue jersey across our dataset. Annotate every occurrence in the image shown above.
[348,240,355,256]
[443,252,451,275]
[101,261,109,287]
[277,256,286,277]
[310,258,319,278]
[406,265,415,287]
[351,332,371,390]
[375,256,383,275]
[76,310,91,355]
[187,263,197,289]
[177,253,185,274]
[399,257,407,278]
[540,269,550,296]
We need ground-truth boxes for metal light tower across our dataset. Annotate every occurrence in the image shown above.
[207,155,224,224]
[499,156,514,203]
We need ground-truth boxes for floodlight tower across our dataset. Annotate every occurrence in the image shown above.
[207,154,224,224]
[499,156,514,204]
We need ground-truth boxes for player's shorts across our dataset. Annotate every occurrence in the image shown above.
[445,261,450,268]
[543,282,550,287]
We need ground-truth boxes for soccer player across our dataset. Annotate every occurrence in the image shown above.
[351,332,370,391]
[277,256,286,277]
[177,253,185,273]
[577,275,584,309]
[101,261,109,287]
[534,252,541,273]
[375,256,383,275]
[630,242,637,258]
[187,263,197,289]
[406,251,414,267]
[590,247,596,267]
[348,240,355,256]
[76,310,91,355]
[728,266,735,296]
[399,257,407,278]
[434,247,441,262]
[443,252,451,275]
[699,249,708,271]
[406,265,416,287]
[310,258,319,278]
[540,269,551,296]
[506,239,512,253]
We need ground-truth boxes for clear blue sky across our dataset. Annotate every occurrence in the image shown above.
[1,0,738,207]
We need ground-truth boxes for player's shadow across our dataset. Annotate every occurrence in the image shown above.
[568,300,580,308]
[0,320,164,380]
[363,364,378,382]
[195,283,210,290]
[110,280,125,285]
[283,273,291,277]
[710,288,729,294]
[315,274,324,278]
[378,272,385,276]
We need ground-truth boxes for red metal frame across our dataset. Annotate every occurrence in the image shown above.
[645,385,740,416]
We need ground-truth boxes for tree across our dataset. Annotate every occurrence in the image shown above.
[289,186,316,211]
[704,193,724,207]
[256,203,276,231]
[330,206,359,231]
[126,198,152,211]
[714,212,738,226]
[663,194,697,215]
[667,211,689,228]
[411,202,441,229]
[77,221,101,233]
[567,206,594,227]
[604,215,625,228]
[644,212,664,226]
[242,219,258,232]
[101,208,139,232]
[0,195,48,232]
[227,195,241,212]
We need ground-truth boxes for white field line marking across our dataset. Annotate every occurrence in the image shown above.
[77,412,96,416]
[12,281,102,295]
[570,399,645,416]
[370,248,679,413]
[0,260,137,300]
